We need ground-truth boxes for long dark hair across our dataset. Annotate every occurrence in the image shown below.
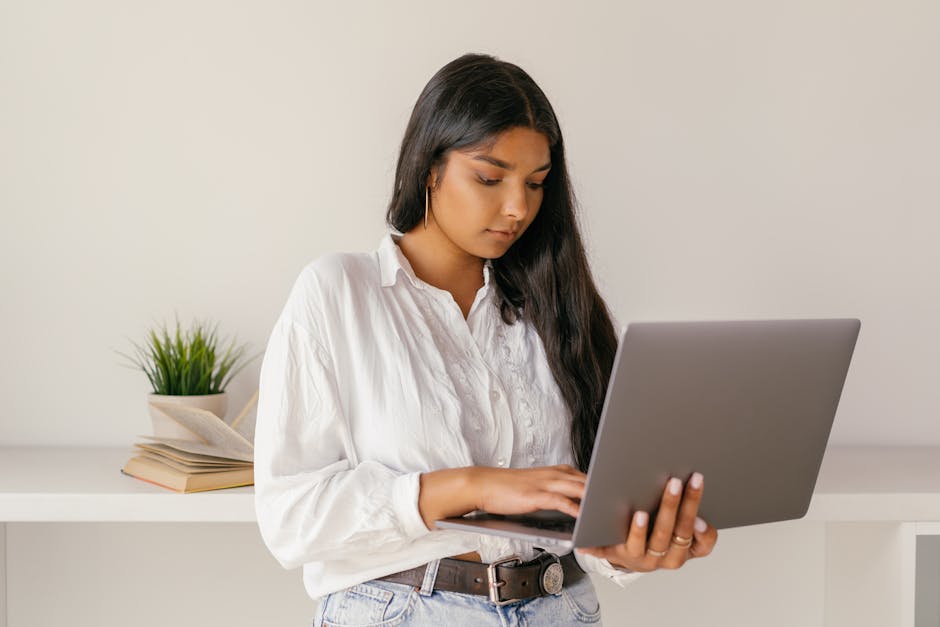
[386,53,618,472]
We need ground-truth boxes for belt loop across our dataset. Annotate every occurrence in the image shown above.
[418,559,440,596]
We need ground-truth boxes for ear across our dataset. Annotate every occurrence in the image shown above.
[426,167,438,190]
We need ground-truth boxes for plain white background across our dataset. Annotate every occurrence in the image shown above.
[2,0,937,448]
[1,1,937,625]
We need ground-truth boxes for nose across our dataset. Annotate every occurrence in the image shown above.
[501,184,530,221]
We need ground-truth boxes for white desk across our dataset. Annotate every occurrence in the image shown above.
[0,447,253,522]
[2,446,939,522]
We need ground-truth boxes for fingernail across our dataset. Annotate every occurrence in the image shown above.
[690,472,704,489]
[695,517,707,533]
[635,511,649,528]
[668,477,682,495]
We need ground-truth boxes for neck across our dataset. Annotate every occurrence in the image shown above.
[397,226,485,295]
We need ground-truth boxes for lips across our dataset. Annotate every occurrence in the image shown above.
[487,228,517,236]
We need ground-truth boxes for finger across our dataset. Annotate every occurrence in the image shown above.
[689,517,718,558]
[550,471,586,484]
[670,472,703,553]
[537,491,582,518]
[552,464,588,481]
[604,510,653,570]
[545,478,587,501]
[659,472,703,568]
[575,510,648,564]
[623,510,650,562]
[646,477,683,557]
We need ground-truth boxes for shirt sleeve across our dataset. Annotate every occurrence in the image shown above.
[253,314,431,570]
[573,551,645,588]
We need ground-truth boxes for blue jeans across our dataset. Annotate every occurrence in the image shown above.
[312,559,604,626]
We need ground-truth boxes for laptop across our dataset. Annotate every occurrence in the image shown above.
[435,318,861,549]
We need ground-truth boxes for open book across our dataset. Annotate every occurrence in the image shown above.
[121,392,257,493]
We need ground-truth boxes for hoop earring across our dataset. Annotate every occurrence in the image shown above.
[424,186,430,229]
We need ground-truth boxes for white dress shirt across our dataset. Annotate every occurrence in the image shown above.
[254,231,643,600]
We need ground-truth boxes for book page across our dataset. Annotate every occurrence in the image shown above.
[232,405,256,443]
[136,452,240,474]
[148,402,254,461]
[141,435,253,462]
[134,442,252,467]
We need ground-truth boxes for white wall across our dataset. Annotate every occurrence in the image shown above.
[1,2,938,447]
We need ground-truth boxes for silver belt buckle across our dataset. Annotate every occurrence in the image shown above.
[487,554,522,606]
[540,553,565,596]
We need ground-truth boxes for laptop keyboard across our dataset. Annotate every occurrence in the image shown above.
[527,517,576,532]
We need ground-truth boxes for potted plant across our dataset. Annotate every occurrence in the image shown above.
[118,316,259,440]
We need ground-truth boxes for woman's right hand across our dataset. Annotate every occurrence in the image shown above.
[473,464,587,519]
[418,464,586,530]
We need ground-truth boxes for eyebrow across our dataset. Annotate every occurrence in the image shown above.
[471,155,552,174]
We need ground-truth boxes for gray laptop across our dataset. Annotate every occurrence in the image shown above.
[435,318,861,549]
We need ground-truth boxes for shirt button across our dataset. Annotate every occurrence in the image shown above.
[490,389,501,402]
[525,419,533,427]
[497,458,506,466]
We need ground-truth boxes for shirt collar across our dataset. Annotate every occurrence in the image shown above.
[377,231,493,291]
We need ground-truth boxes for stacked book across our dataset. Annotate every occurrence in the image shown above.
[122,399,255,493]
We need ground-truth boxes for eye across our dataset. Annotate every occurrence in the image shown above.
[477,174,545,191]
[477,176,501,186]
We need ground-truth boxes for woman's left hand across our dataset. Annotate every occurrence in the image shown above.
[576,472,718,572]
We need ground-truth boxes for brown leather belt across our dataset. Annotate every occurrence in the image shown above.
[377,550,585,606]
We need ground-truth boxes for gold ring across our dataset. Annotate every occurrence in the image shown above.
[646,548,668,558]
[671,535,693,548]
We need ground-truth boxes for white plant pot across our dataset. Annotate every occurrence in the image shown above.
[148,392,228,441]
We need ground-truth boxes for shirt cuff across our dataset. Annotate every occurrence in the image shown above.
[391,471,434,540]
[574,551,645,588]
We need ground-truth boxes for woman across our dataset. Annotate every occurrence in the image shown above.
[255,52,718,626]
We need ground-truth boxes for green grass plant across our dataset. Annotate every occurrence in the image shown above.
[118,316,257,396]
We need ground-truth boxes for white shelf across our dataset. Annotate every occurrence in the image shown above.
[1,445,938,523]
[0,447,253,522]
[808,446,940,522]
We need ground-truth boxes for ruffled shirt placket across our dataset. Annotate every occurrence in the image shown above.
[411,266,515,470]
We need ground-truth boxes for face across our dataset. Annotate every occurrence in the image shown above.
[424,126,551,261]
